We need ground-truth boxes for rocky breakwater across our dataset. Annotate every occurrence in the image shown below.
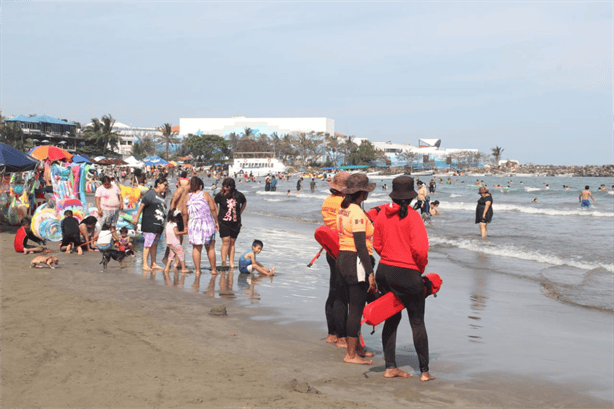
[489,164,614,177]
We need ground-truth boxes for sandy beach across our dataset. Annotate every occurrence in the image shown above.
[1,212,612,409]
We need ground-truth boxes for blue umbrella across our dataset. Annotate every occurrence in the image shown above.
[72,154,93,164]
[0,142,40,173]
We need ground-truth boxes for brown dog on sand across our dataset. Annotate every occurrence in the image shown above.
[31,256,59,269]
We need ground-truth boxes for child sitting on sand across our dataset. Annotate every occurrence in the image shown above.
[14,217,47,254]
[118,227,134,251]
[96,223,118,252]
[238,240,275,276]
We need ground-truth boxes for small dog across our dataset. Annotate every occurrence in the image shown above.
[100,248,135,269]
[31,256,59,269]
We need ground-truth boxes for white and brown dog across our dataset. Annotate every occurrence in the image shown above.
[30,256,59,269]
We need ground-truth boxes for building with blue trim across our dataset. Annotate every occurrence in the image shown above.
[3,115,79,151]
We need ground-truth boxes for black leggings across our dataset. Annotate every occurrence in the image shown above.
[376,263,429,373]
[325,252,345,335]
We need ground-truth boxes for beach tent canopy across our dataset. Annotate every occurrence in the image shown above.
[71,154,93,164]
[124,156,144,167]
[143,155,169,166]
[0,142,40,173]
[338,165,369,170]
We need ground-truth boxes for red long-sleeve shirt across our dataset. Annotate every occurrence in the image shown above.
[373,203,429,273]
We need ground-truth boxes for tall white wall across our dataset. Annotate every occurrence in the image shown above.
[179,117,334,137]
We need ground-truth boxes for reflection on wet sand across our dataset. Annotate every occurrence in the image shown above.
[468,267,489,343]
[132,241,276,304]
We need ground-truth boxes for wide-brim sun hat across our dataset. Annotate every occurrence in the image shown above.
[341,173,376,194]
[327,171,350,192]
[389,176,418,200]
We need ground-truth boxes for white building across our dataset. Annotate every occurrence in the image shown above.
[179,116,334,138]
[352,138,479,167]
[82,120,163,158]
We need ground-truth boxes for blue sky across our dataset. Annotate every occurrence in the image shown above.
[1,1,612,165]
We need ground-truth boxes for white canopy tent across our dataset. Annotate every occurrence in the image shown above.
[124,156,144,167]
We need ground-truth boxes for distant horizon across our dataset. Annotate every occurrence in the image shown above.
[1,2,611,166]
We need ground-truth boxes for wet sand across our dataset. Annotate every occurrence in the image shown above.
[1,216,612,408]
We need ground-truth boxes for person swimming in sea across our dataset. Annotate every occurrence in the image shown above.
[579,186,596,208]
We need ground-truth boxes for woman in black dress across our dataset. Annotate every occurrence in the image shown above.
[476,187,493,237]
[214,178,247,269]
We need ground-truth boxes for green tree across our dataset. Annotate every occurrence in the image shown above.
[324,134,343,166]
[0,122,27,151]
[158,123,180,160]
[353,140,379,165]
[82,114,119,156]
[132,133,159,158]
[341,136,359,165]
[182,134,229,165]
[491,146,504,164]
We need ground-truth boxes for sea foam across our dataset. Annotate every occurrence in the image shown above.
[442,202,614,217]
[430,236,614,273]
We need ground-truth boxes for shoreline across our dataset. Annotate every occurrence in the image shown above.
[1,213,613,408]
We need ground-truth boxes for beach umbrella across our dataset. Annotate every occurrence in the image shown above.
[71,154,93,164]
[59,140,67,144]
[28,145,73,161]
[0,142,40,173]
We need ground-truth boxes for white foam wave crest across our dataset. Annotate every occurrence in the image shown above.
[450,194,464,198]
[431,236,614,273]
[524,187,542,192]
[442,202,614,218]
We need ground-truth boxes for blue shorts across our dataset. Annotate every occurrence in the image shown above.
[581,199,591,208]
[97,243,113,251]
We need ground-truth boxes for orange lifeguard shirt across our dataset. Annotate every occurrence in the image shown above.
[321,194,343,230]
[337,203,374,254]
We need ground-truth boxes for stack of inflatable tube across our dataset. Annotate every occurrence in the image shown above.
[31,208,58,240]
[38,218,62,241]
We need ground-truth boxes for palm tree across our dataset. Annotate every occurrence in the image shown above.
[158,123,179,160]
[491,146,504,165]
[83,115,119,156]
[100,114,119,156]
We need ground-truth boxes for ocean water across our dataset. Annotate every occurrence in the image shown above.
[132,174,613,312]
[122,173,613,401]
[244,175,614,312]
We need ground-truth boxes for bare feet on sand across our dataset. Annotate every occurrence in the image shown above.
[343,354,372,365]
[420,372,435,382]
[384,368,412,378]
[142,266,152,272]
[326,334,338,344]
[151,264,164,270]
[269,267,275,275]
[336,338,348,349]
[357,348,375,358]
[211,269,219,275]
[65,243,72,254]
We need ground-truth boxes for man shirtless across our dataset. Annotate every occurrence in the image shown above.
[579,186,596,208]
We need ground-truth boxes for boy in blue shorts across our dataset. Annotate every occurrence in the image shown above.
[238,240,275,276]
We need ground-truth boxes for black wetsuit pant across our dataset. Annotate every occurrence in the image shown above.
[325,252,344,336]
[334,251,373,338]
[376,263,429,373]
